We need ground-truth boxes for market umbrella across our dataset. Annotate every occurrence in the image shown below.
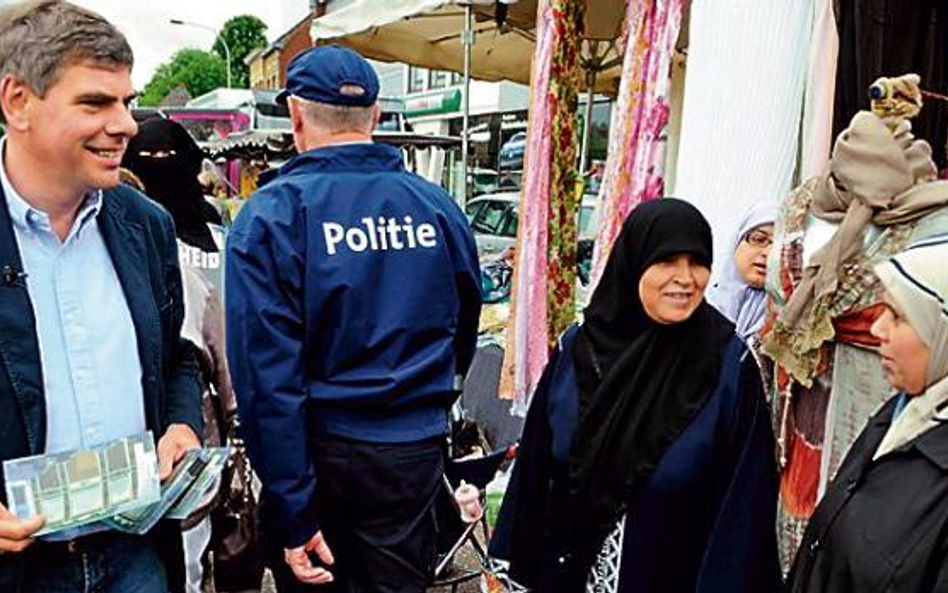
[309,0,624,94]
[310,0,626,196]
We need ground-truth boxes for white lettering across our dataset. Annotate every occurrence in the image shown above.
[178,245,222,269]
[323,222,345,255]
[403,217,417,248]
[346,227,369,252]
[386,218,404,250]
[377,217,388,250]
[362,217,379,250]
[321,217,439,255]
[417,223,437,247]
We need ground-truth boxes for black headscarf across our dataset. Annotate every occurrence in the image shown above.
[122,118,221,252]
[567,198,734,585]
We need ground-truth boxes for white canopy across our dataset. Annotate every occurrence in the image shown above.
[310,0,625,95]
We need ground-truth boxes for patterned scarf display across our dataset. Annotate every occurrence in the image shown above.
[588,0,684,291]
[502,0,684,411]
[500,0,584,411]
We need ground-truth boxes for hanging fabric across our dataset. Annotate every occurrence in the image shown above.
[545,0,585,349]
[588,0,684,291]
[799,0,840,180]
[499,0,584,413]
[673,0,814,269]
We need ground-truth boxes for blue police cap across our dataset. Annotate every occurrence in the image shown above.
[275,44,379,107]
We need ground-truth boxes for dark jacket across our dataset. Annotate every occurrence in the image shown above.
[226,143,481,547]
[788,396,948,592]
[0,183,203,589]
[489,325,781,592]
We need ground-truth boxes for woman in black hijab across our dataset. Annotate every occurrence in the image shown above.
[122,118,221,252]
[488,198,780,592]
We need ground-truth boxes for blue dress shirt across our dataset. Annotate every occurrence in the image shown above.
[0,153,146,455]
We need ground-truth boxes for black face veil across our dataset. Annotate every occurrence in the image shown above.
[123,118,220,252]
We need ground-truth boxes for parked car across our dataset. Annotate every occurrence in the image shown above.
[465,192,599,259]
[497,131,526,171]
[470,168,500,196]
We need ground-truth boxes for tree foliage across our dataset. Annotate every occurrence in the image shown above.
[214,15,268,88]
[139,48,227,106]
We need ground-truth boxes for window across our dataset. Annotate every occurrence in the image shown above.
[408,66,427,93]
[500,208,519,238]
[471,201,509,234]
[377,112,401,131]
[451,71,464,86]
[429,70,449,90]
[464,201,485,222]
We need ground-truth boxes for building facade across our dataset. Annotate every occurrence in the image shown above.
[246,12,313,90]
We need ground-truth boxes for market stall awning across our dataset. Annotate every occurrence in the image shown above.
[204,129,460,160]
[309,0,626,95]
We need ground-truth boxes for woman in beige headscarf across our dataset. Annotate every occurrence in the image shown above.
[788,234,948,592]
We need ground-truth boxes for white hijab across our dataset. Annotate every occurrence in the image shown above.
[873,234,948,458]
[707,201,777,341]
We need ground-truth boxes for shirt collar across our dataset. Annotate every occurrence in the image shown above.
[1,138,103,233]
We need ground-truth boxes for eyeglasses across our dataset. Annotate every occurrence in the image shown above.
[743,229,773,248]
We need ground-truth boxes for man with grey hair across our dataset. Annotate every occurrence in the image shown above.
[226,45,481,592]
[0,2,202,591]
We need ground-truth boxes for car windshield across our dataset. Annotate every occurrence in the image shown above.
[471,200,509,234]
[504,203,597,235]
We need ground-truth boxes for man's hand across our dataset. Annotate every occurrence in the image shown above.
[0,502,44,553]
[157,423,201,482]
[284,530,335,585]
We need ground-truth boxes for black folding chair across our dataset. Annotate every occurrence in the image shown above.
[432,444,517,592]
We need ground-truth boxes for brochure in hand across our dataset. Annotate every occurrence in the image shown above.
[3,431,229,537]
[105,447,230,534]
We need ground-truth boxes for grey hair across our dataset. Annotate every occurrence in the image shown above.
[0,1,133,116]
[292,96,376,135]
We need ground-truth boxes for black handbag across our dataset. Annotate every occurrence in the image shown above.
[211,431,264,592]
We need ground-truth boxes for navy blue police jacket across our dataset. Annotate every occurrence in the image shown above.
[225,142,482,547]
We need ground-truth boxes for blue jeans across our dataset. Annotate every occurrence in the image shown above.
[19,531,167,593]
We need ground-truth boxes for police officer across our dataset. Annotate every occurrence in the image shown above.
[225,45,482,592]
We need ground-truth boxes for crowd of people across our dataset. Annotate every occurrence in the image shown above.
[0,2,947,593]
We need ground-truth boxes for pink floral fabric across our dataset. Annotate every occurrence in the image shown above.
[500,0,683,412]
[499,0,583,412]
[589,0,683,290]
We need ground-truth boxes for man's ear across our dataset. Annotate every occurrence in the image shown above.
[371,103,381,132]
[288,97,308,153]
[288,97,304,135]
[0,75,34,132]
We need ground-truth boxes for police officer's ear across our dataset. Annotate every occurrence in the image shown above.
[370,103,381,133]
[288,97,305,135]
[287,96,310,154]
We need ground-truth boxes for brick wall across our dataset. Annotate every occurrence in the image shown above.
[278,17,314,87]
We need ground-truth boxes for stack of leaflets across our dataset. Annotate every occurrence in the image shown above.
[106,447,229,534]
[3,431,228,538]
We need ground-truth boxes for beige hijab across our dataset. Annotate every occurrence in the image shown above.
[873,236,948,458]
[779,111,948,329]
